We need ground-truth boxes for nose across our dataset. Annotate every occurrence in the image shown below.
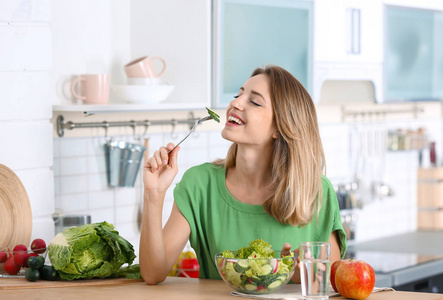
[229,95,244,110]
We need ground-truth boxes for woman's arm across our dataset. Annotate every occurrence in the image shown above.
[139,143,191,285]
[288,230,342,284]
[139,201,190,284]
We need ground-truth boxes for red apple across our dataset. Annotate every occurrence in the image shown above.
[178,258,199,278]
[330,259,350,293]
[335,259,375,300]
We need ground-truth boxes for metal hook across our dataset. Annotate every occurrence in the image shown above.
[171,119,178,139]
[143,120,150,139]
[103,121,112,143]
[130,120,140,144]
[187,112,200,139]
[188,112,195,130]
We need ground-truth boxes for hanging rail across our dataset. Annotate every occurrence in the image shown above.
[56,113,198,137]
[341,103,424,122]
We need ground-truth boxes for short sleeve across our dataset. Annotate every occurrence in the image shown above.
[322,177,348,259]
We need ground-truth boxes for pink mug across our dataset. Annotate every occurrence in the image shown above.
[70,74,110,104]
[124,56,167,78]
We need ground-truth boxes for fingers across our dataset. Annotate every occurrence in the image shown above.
[145,143,179,173]
[282,243,291,250]
[281,243,292,256]
[168,145,180,169]
[293,247,301,268]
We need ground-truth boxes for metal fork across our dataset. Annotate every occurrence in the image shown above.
[168,115,213,153]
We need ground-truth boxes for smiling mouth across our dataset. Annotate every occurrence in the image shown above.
[228,115,245,125]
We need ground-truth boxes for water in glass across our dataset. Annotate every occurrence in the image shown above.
[300,258,331,300]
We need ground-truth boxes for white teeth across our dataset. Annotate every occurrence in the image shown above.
[228,115,244,125]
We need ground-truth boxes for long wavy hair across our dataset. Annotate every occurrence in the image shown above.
[214,65,326,226]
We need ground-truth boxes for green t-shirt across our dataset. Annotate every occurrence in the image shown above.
[174,163,347,279]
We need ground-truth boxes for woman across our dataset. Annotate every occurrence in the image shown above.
[139,65,347,285]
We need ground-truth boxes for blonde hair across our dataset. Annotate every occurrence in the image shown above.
[214,65,325,226]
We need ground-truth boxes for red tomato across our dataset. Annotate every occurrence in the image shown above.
[178,258,199,278]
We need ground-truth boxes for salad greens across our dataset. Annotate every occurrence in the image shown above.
[48,221,137,280]
[222,239,276,259]
[217,239,296,294]
[206,107,220,123]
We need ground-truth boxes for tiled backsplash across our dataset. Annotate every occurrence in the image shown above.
[53,130,232,261]
[53,118,442,260]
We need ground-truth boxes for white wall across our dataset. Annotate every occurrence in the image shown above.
[0,0,54,243]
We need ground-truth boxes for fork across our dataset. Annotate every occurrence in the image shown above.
[168,115,213,153]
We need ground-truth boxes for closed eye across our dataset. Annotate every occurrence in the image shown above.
[250,100,261,107]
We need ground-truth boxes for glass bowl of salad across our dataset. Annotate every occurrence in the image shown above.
[215,241,297,294]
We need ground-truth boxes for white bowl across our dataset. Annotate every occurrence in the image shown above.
[111,85,174,104]
[126,78,162,85]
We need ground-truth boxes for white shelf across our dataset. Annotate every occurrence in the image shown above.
[52,102,206,114]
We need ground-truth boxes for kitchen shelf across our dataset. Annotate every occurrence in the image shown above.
[52,102,206,115]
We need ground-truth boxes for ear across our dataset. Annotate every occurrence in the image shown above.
[272,131,279,139]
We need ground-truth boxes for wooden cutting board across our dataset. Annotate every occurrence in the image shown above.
[0,164,32,250]
[0,277,143,290]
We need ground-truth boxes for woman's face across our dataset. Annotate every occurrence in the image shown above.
[221,74,277,147]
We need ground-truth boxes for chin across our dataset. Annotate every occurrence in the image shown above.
[221,129,236,143]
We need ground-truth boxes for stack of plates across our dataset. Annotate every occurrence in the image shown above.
[0,164,32,250]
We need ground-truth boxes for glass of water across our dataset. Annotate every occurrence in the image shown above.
[299,242,331,300]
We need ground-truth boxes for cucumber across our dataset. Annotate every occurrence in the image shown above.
[234,259,250,273]
[226,258,238,263]
[244,282,258,291]
[259,264,273,276]
[241,275,249,285]
[206,107,220,123]
[267,280,283,290]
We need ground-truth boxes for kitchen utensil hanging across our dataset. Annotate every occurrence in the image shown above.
[348,112,393,206]
[137,123,150,231]
[104,124,146,187]
[0,164,32,250]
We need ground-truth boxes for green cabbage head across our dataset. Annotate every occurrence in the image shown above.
[48,221,136,280]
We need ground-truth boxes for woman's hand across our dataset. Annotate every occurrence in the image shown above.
[281,243,301,283]
[143,143,180,195]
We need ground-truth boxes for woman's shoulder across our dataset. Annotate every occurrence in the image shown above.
[185,162,223,174]
[181,163,224,181]
[320,175,334,191]
[320,175,338,204]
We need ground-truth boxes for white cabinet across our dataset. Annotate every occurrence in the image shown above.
[384,3,443,101]
[313,0,384,103]
[51,0,211,112]
[212,0,314,107]
[314,0,384,64]
[131,0,211,109]
[383,0,443,11]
